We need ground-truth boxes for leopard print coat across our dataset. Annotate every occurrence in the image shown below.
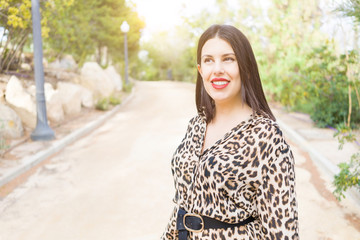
[161,113,299,240]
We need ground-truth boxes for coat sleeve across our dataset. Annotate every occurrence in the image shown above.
[160,204,179,240]
[256,131,299,239]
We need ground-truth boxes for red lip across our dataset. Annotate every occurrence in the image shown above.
[211,78,230,89]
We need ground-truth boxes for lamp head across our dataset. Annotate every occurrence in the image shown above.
[121,21,130,33]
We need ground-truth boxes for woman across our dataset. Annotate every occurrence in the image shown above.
[161,24,299,240]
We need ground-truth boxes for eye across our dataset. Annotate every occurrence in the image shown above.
[224,57,235,62]
[203,57,214,63]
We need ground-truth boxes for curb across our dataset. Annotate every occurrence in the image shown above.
[0,88,135,188]
[277,118,360,204]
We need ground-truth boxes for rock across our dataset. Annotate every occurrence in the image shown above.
[57,82,82,116]
[79,87,94,108]
[0,82,6,104]
[0,75,10,83]
[27,83,55,99]
[5,76,36,128]
[43,58,48,68]
[45,70,81,82]
[47,90,64,123]
[0,104,24,139]
[33,83,65,123]
[56,71,80,82]
[28,83,65,123]
[80,62,114,100]
[105,65,122,91]
[48,55,77,70]
[21,63,32,71]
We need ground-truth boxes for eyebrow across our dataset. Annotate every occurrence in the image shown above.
[201,53,235,59]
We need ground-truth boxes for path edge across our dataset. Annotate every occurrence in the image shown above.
[277,118,360,205]
[0,87,136,188]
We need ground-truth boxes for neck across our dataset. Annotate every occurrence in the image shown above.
[213,97,252,124]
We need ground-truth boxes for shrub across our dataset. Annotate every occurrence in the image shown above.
[333,152,360,200]
[95,94,122,111]
[123,82,133,93]
[95,98,110,111]
[109,94,121,105]
[298,46,360,128]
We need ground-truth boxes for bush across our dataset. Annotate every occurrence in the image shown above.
[302,46,360,128]
[95,98,110,111]
[95,94,122,111]
[334,152,360,200]
[123,82,133,93]
[109,95,121,105]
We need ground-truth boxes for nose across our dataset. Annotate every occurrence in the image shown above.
[213,61,224,75]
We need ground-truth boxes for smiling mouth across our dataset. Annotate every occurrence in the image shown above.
[211,78,230,89]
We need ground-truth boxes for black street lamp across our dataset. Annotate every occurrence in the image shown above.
[120,21,130,86]
[30,0,55,141]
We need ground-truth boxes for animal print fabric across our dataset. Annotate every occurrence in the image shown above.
[161,114,299,239]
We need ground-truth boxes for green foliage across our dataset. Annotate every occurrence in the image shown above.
[0,0,75,72]
[331,0,360,202]
[133,0,235,82]
[0,0,144,72]
[334,123,358,150]
[333,152,360,200]
[45,0,144,67]
[300,46,360,127]
[337,0,360,24]
[95,93,122,111]
[134,27,197,82]
[0,0,32,71]
[109,94,122,105]
[122,82,133,93]
[95,98,110,111]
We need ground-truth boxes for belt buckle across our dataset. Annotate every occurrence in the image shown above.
[183,213,204,233]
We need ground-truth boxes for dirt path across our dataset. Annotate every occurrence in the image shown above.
[0,81,359,240]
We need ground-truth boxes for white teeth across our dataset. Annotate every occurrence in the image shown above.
[212,81,228,85]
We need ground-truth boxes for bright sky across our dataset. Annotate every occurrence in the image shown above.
[129,0,271,40]
[130,0,217,35]
[130,0,357,50]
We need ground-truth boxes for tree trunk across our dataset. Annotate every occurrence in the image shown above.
[347,84,352,127]
[5,31,29,72]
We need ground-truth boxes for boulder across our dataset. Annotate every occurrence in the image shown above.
[79,87,94,108]
[47,90,64,123]
[105,65,122,91]
[5,76,36,128]
[57,82,83,116]
[0,82,6,104]
[0,104,24,139]
[28,83,64,123]
[21,63,32,71]
[27,82,55,99]
[80,62,114,100]
[48,54,77,70]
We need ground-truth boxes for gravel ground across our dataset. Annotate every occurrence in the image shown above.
[0,81,359,240]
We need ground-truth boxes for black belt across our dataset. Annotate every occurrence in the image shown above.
[176,208,255,240]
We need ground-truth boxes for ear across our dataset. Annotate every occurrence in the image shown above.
[197,64,203,76]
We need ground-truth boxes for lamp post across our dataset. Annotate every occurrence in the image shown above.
[120,21,130,86]
[30,0,55,141]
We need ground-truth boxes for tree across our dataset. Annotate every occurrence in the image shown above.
[136,26,197,82]
[134,0,238,82]
[332,0,360,201]
[45,0,144,67]
[0,0,32,72]
[0,0,77,72]
[337,0,360,24]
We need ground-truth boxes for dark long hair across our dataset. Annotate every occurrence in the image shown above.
[195,24,275,123]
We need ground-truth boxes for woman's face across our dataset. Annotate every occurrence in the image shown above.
[198,37,241,105]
